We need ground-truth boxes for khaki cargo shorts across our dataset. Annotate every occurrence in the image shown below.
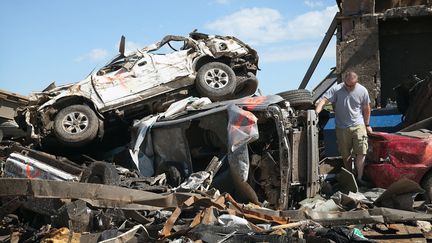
[336,125,368,161]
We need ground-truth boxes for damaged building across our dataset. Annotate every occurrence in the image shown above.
[336,0,432,108]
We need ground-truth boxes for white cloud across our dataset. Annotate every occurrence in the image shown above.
[76,39,145,63]
[113,38,144,55]
[205,5,338,45]
[304,0,325,8]
[125,41,144,55]
[260,42,336,63]
[206,8,287,45]
[287,5,338,40]
[75,48,109,62]
[88,49,109,61]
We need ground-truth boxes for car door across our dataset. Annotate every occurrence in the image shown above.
[93,49,193,107]
[92,54,156,105]
[147,49,193,85]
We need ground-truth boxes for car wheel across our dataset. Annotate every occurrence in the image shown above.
[54,104,99,147]
[277,89,313,110]
[196,62,237,101]
[232,72,258,99]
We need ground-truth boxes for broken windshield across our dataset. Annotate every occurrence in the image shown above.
[148,40,188,55]
[96,54,141,76]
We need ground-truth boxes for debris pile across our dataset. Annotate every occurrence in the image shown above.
[1,171,432,242]
[1,94,432,242]
[1,19,432,241]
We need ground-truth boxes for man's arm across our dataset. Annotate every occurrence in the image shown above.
[362,103,372,133]
[315,98,329,114]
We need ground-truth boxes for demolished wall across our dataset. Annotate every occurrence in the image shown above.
[336,0,432,108]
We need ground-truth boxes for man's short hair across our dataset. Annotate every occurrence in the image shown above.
[344,71,358,82]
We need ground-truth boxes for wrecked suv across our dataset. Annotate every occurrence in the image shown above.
[129,95,320,209]
[18,32,259,147]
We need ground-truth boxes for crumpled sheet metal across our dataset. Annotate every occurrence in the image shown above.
[175,171,212,192]
[99,224,149,243]
[374,178,424,211]
[129,97,260,182]
[0,178,192,209]
[304,208,385,226]
[330,191,373,211]
[129,96,212,175]
[163,97,212,119]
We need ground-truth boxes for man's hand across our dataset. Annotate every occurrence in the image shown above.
[315,98,329,114]
[366,125,373,134]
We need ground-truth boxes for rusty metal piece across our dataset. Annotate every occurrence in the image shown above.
[0,178,181,209]
[201,206,217,225]
[374,178,424,211]
[160,207,182,238]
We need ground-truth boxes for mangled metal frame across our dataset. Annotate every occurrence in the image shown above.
[17,32,259,144]
[129,95,319,210]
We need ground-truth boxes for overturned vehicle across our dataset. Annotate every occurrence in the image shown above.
[128,95,320,209]
[17,32,259,147]
[5,95,319,210]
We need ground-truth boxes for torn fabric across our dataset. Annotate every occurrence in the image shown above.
[227,104,258,181]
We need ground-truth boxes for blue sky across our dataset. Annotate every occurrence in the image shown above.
[0,0,337,96]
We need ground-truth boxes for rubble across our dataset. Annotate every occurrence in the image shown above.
[0,91,324,242]
[2,90,432,240]
[0,140,432,242]
[1,1,432,241]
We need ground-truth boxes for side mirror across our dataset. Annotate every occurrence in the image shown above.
[119,35,125,56]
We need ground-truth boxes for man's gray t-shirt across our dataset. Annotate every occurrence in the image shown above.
[322,83,370,128]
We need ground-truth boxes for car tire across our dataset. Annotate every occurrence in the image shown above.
[54,104,99,147]
[196,62,237,101]
[232,73,259,99]
[277,89,313,110]
[80,161,120,185]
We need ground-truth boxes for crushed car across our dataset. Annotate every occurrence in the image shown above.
[128,95,320,209]
[17,32,259,147]
[365,116,432,201]
[5,94,320,210]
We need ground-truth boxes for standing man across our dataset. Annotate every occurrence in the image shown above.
[315,71,372,185]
